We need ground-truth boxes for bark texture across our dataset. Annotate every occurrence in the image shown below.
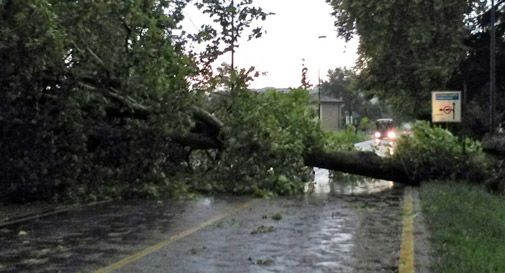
[303,150,417,184]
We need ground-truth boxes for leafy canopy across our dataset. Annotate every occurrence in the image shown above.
[0,0,194,201]
[327,0,479,118]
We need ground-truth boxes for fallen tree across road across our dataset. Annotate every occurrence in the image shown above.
[107,91,486,187]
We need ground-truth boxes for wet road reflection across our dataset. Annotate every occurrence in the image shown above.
[0,197,248,273]
[118,170,402,273]
[310,168,395,195]
[0,171,403,273]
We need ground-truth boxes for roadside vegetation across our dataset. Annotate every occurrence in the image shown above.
[324,126,368,152]
[393,122,505,272]
[420,181,505,273]
[392,121,491,183]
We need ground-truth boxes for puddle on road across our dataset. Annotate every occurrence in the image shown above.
[306,168,395,195]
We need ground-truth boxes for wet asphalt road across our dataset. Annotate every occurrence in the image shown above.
[0,169,405,273]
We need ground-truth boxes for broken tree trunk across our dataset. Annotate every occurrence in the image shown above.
[303,149,417,185]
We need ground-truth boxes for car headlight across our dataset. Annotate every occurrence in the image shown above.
[374,131,381,138]
[387,131,396,139]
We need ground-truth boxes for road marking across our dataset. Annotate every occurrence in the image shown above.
[0,200,112,228]
[399,188,415,273]
[91,199,257,273]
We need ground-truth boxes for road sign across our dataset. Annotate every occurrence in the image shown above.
[432,91,461,123]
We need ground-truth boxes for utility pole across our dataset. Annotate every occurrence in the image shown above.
[490,0,496,133]
[231,0,235,72]
[317,35,327,121]
[318,66,321,120]
[230,0,236,94]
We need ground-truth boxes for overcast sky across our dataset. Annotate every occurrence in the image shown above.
[182,0,358,89]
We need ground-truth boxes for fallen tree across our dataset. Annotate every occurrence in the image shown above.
[105,90,496,188]
[73,48,422,187]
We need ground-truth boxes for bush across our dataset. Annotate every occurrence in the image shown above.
[392,121,490,182]
[323,126,368,152]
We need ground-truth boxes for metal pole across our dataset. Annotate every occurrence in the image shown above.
[317,35,327,121]
[318,68,321,120]
[231,0,235,72]
[490,0,496,133]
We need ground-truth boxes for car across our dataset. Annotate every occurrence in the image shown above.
[374,118,397,141]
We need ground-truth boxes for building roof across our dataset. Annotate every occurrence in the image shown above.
[320,96,343,103]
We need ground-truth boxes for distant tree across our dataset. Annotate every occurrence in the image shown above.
[320,68,350,99]
[320,68,390,123]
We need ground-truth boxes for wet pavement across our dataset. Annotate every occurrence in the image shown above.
[119,173,403,273]
[0,168,406,273]
[0,197,250,273]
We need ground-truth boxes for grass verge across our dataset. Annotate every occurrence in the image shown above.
[420,181,505,273]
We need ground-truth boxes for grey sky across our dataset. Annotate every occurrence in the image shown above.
[183,0,358,89]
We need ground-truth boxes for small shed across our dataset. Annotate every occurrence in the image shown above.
[320,96,344,131]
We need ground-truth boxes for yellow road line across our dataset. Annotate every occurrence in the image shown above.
[399,188,415,273]
[0,200,111,228]
[91,199,256,273]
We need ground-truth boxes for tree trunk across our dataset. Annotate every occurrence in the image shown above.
[303,150,417,185]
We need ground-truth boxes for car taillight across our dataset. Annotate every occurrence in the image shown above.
[374,131,381,138]
[387,131,396,139]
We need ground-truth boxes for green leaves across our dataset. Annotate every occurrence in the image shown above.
[393,121,490,182]
[0,0,195,202]
[328,0,476,118]
[193,88,321,196]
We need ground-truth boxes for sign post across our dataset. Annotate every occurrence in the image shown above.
[432,91,461,123]
[432,90,465,153]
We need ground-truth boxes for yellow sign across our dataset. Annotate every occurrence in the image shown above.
[432,91,461,123]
